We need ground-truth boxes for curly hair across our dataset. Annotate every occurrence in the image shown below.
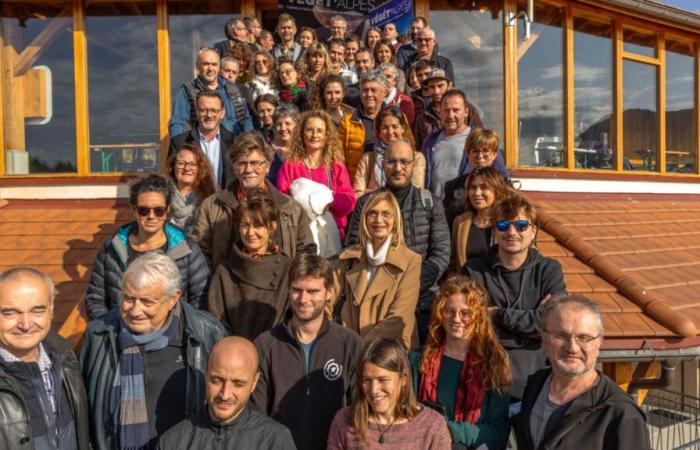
[297,27,317,46]
[421,275,511,394]
[288,110,344,167]
[464,166,512,217]
[248,50,278,88]
[299,42,332,81]
[129,174,173,208]
[226,42,253,80]
[166,144,216,206]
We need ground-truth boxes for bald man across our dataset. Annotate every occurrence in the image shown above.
[156,337,296,449]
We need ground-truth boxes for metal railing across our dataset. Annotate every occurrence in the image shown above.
[642,389,700,450]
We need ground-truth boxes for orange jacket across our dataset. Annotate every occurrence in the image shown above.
[338,112,365,181]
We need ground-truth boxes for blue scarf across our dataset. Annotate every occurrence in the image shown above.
[110,302,181,450]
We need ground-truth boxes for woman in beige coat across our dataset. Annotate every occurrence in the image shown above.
[333,190,422,348]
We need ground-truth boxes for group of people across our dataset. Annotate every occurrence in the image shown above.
[0,13,652,450]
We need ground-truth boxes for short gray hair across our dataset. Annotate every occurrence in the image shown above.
[360,68,388,89]
[540,294,605,336]
[378,62,398,78]
[122,252,182,298]
[0,268,55,304]
[221,57,239,69]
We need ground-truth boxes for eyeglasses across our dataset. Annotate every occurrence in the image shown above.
[175,160,199,169]
[235,160,267,170]
[279,69,296,76]
[470,148,495,156]
[385,158,414,167]
[416,37,434,43]
[198,108,222,115]
[542,329,601,347]
[443,308,470,321]
[495,219,531,232]
[134,206,167,217]
[366,210,394,220]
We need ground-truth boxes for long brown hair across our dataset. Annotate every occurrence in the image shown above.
[288,110,344,167]
[375,107,416,150]
[300,42,332,81]
[166,144,216,205]
[351,338,421,443]
[464,166,512,218]
[420,275,511,394]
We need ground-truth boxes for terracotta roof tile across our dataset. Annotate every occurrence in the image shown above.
[563,273,592,293]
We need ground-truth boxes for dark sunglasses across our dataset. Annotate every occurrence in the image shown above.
[134,206,167,217]
[495,219,531,232]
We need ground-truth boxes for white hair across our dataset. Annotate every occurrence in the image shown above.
[122,252,182,298]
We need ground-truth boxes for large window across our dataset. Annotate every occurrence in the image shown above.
[665,38,696,174]
[86,1,159,173]
[430,1,504,145]
[1,2,77,174]
[622,60,658,171]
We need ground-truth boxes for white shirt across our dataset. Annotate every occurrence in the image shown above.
[198,128,222,189]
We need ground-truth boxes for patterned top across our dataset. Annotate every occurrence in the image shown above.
[0,343,55,412]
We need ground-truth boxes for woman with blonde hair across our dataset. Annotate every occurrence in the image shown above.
[247,50,278,101]
[276,110,355,241]
[332,191,421,348]
[409,275,511,450]
[327,338,451,449]
[301,42,333,87]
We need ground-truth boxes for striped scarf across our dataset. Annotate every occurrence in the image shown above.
[110,302,182,450]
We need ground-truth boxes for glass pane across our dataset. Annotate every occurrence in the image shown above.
[573,17,614,170]
[666,40,696,174]
[517,3,565,167]
[623,60,658,171]
[1,2,77,175]
[168,0,239,101]
[623,27,656,58]
[430,2,505,147]
[86,1,160,173]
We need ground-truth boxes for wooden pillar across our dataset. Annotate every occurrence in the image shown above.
[603,361,660,406]
[157,0,171,172]
[241,0,255,17]
[1,18,26,153]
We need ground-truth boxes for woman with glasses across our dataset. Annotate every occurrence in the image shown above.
[352,107,425,197]
[409,275,511,450]
[85,174,209,320]
[247,51,278,102]
[276,110,355,241]
[164,144,216,236]
[332,191,421,348]
[327,338,451,449]
[207,191,290,340]
[276,57,308,111]
[450,166,512,271]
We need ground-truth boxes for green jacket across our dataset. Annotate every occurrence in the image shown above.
[408,348,510,450]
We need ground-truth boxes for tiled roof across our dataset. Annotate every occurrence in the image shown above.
[533,197,700,345]
[0,200,131,333]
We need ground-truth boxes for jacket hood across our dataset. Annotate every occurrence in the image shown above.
[111,222,191,263]
[487,246,544,272]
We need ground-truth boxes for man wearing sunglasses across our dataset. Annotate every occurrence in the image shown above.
[463,193,566,403]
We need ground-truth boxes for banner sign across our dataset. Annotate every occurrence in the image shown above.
[279,0,413,41]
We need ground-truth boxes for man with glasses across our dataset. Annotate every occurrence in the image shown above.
[514,295,650,450]
[214,18,257,56]
[194,133,316,271]
[169,91,236,190]
[346,140,450,343]
[169,47,253,137]
[397,16,430,70]
[403,27,454,82]
[463,193,566,402]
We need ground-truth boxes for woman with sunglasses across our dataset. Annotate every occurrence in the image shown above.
[207,191,290,340]
[352,107,425,197]
[327,338,451,449]
[165,144,216,236]
[85,174,209,321]
[332,191,420,348]
[409,275,511,450]
[247,50,278,102]
[450,166,512,271]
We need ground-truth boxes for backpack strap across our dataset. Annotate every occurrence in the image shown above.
[224,82,247,125]
[418,188,433,210]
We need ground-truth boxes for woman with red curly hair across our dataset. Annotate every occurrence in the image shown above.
[409,275,511,450]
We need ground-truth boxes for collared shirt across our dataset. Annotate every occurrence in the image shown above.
[0,343,55,413]
[198,128,222,189]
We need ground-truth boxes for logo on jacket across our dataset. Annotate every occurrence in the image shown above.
[323,359,342,381]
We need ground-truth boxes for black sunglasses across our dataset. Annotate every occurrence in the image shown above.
[134,206,167,217]
[495,219,531,232]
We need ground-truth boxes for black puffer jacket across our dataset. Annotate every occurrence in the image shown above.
[156,406,296,450]
[0,333,90,450]
[514,369,650,450]
[345,186,451,309]
[85,222,210,320]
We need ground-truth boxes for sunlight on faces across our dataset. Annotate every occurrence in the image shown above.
[329,44,346,68]
[416,29,435,57]
[468,175,496,212]
[365,199,395,244]
[441,293,473,341]
[360,80,387,114]
[468,146,497,169]
[120,277,179,335]
[274,116,296,145]
[409,21,425,41]
[345,40,359,63]
[495,208,537,256]
[254,55,270,76]
[375,44,392,64]
[289,276,330,322]
[330,19,347,39]
[382,141,414,188]
[174,149,199,187]
[309,53,326,74]
[233,149,270,190]
[278,62,298,87]
[323,81,344,110]
[0,277,53,361]
[196,96,224,132]
[220,59,239,83]
[440,95,468,135]
[382,68,397,90]
[238,213,276,255]
[543,304,602,377]
[299,29,314,47]
[383,23,398,40]
[277,21,296,43]
[198,50,220,84]
[257,101,276,127]
[355,50,374,76]
[378,115,404,144]
[303,117,327,154]
[361,362,406,417]
[426,78,451,105]
[134,192,168,235]
[367,30,381,49]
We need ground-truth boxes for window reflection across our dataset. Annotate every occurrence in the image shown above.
[665,39,695,174]
[1,3,76,174]
[86,1,159,173]
[430,2,504,145]
[623,28,656,58]
[623,60,658,171]
[573,16,613,170]
[517,3,564,167]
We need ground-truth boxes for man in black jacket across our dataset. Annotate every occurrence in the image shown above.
[156,336,295,450]
[252,254,361,450]
[0,268,89,450]
[345,140,451,343]
[463,194,566,400]
[514,295,650,450]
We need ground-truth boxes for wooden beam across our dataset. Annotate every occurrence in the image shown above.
[658,32,666,174]
[630,361,661,406]
[504,0,518,168]
[240,0,255,17]
[414,0,429,21]
[73,0,89,176]
[565,7,574,170]
[0,24,5,176]
[621,51,661,66]
[2,18,26,153]
[157,0,171,172]
[614,20,623,172]
[517,31,541,61]
[13,5,71,76]
[696,42,700,175]
[603,361,635,392]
